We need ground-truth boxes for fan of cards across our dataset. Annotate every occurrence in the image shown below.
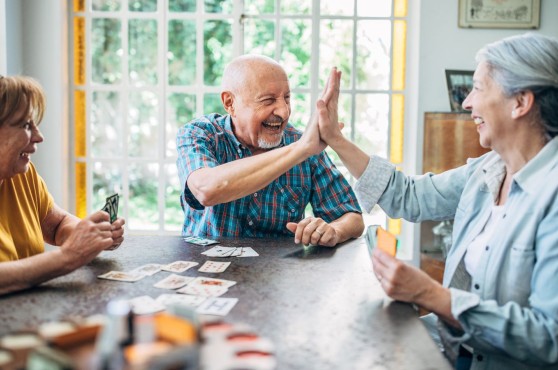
[101,193,119,223]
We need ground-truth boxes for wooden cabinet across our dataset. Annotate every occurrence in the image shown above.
[422,112,490,174]
[420,112,490,282]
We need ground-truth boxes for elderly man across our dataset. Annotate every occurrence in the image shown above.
[176,55,363,246]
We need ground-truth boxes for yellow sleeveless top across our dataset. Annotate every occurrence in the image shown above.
[0,163,54,261]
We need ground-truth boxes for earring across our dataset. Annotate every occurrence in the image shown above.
[511,109,517,118]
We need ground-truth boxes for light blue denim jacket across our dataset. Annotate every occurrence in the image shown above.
[354,137,558,370]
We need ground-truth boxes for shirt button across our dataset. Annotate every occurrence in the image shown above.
[248,221,253,226]
[254,193,258,197]
[476,355,483,361]
[280,189,284,193]
[485,246,489,251]
[291,209,295,213]
[474,284,480,290]
[502,214,506,218]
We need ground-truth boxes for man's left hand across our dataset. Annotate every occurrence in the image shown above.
[286,217,339,247]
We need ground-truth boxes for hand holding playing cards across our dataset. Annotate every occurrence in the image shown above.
[107,217,125,250]
[371,247,456,325]
[286,216,339,247]
[58,211,115,270]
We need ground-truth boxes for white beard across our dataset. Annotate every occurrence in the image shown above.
[258,132,283,149]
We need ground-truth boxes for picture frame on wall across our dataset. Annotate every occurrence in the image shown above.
[458,0,541,29]
[445,70,474,113]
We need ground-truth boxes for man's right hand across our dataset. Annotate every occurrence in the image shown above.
[59,211,114,270]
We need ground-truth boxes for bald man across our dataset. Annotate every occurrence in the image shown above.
[176,55,363,246]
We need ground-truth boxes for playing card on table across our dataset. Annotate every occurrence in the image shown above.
[189,276,237,289]
[198,261,231,273]
[153,274,194,290]
[155,294,207,308]
[161,260,199,273]
[128,295,166,315]
[177,284,228,297]
[196,297,238,316]
[97,271,145,282]
[202,246,242,257]
[131,263,164,276]
[183,236,219,246]
[236,247,259,257]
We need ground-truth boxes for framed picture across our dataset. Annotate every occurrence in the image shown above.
[458,0,540,29]
[445,70,474,113]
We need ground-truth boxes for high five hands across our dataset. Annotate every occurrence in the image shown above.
[300,67,344,156]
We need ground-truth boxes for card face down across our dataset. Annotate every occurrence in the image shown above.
[365,225,397,257]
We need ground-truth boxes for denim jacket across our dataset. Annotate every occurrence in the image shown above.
[354,137,558,369]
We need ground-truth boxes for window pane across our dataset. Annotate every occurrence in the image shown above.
[354,93,389,158]
[204,93,225,115]
[289,93,310,131]
[92,0,120,11]
[129,163,159,230]
[129,0,157,12]
[356,20,391,90]
[204,20,232,86]
[168,20,196,85]
[167,93,196,157]
[205,0,233,14]
[320,20,353,88]
[164,164,183,231]
[92,91,123,157]
[281,19,311,88]
[129,19,158,86]
[92,162,122,210]
[244,19,275,58]
[128,90,159,158]
[245,0,274,14]
[357,0,392,17]
[169,0,196,12]
[321,0,354,16]
[92,18,122,84]
[281,0,310,15]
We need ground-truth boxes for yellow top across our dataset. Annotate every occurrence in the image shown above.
[0,163,54,262]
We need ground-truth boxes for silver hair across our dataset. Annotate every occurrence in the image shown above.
[476,33,558,138]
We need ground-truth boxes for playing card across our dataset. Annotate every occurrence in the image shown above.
[161,261,199,273]
[183,236,219,246]
[189,277,237,289]
[202,246,242,258]
[196,297,238,316]
[177,284,228,297]
[236,247,259,257]
[131,264,164,276]
[198,261,231,273]
[101,193,119,223]
[128,295,166,315]
[97,271,145,282]
[153,274,194,290]
[155,294,207,308]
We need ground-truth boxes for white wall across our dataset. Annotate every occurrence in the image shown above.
[3,0,68,207]
[416,0,558,170]
[0,0,6,74]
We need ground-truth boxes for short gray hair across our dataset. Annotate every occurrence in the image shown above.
[476,33,558,138]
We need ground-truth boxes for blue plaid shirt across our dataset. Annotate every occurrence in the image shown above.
[176,113,361,237]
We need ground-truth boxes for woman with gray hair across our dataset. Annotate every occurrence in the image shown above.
[315,33,558,369]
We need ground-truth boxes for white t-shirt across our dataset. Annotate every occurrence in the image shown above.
[464,204,506,275]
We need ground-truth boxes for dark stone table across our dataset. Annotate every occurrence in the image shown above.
[0,235,451,370]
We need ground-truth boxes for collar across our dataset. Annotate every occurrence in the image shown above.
[514,136,558,194]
